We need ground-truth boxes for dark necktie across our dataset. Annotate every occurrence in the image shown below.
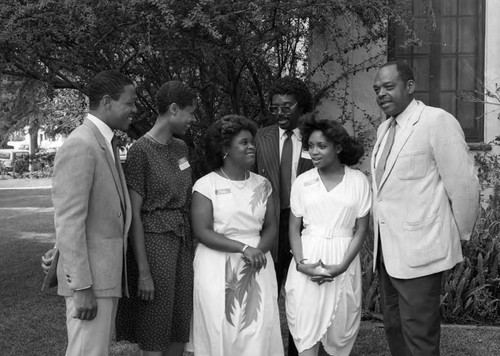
[111,135,127,219]
[280,130,293,209]
[375,119,396,188]
[111,135,121,170]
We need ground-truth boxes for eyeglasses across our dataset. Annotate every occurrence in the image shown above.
[268,102,298,115]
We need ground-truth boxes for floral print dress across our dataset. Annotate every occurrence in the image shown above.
[190,171,284,356]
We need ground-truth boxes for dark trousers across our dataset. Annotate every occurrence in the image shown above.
[274,208,298,356]
[378,255,442,356]
[276,208,293,293]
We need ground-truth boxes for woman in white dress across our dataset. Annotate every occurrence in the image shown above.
[285,114,371,356]
[190,115,284,356]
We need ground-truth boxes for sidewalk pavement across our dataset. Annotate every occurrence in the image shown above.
[0,177,52,189]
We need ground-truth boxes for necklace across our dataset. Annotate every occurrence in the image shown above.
[146,132,169,146]
[220,167,249,189]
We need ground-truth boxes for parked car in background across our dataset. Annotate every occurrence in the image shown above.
[0,149,29,171]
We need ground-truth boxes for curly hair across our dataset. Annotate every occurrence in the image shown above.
[300,113,364,166]
[88,70,134,110]
[204,115,258,170]
[156,80,197,115]
[268,77,313,114]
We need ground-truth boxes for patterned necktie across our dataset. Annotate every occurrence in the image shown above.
[280,130,294,209]
[375,119,396,188]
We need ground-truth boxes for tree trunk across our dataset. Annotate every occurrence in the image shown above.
[28,117,39,178]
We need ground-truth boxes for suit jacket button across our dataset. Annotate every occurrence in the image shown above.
[118,212,122,217]
[67,279,72,283]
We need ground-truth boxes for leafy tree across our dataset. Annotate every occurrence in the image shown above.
[0,76,86,149]
[0,0,419,144]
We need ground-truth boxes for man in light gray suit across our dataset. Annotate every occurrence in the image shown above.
[52,70,135,355]
[371,61,479,355]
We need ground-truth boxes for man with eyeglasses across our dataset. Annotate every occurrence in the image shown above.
[255,76,314,356]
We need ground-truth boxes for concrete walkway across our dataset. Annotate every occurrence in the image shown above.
[0,177,52,189]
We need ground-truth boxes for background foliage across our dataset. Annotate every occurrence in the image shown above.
[5,0,498,326]
[0,0,420,145]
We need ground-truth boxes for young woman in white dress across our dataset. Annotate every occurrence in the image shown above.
[285,114,371,356]
[190,115,284,356]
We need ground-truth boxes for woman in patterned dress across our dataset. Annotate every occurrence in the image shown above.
[116,81,197,356]
[285,114,371,356]
[189,115,284,356]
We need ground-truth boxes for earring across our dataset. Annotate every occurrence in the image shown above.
[223,152,228,159]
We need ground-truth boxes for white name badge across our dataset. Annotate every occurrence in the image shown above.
[178,157,190,171]
[215,189,231,195]
[301,150,311,160]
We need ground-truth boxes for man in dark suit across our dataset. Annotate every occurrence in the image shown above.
[255,76,314,356]
[52,70,135,355]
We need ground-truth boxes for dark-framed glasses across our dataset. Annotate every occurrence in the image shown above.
[268,102,298,115]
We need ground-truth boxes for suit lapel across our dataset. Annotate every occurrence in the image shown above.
[261,125,280,190]
[297,154,313,175]
[378,102,426,189]
[372,121,390,169]
[83,119,126,210]
[371,120,390,194]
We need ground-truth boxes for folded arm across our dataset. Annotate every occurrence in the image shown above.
[191,191,266,270]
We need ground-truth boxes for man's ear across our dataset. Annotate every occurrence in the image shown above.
[102,94,113,110]
[169,103,178,115]
[407,79,416,95]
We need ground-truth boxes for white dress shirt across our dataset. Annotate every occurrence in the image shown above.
[87,113,116,163]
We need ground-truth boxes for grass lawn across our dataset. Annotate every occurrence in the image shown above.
[1,188,499,355]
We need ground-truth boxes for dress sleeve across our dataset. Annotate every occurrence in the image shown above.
[290,175,304,218]
[192,174,213,201]
[124,141,147,197]
[263,177,272,200]
[356,171,372,218]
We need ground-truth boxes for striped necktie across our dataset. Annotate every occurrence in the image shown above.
[375,119,396,188]
[280,130,293,209]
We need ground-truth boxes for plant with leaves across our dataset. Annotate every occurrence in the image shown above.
[0,0,420,143]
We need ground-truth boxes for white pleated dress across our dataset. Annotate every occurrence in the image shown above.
[285,166,371,355]
[190,171,284,356]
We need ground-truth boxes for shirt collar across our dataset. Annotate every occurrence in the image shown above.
[87,113,114,144]
[393,99,418,129]
[278,126,301,140]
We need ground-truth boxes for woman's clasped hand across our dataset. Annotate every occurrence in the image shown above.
[296,259,343,285]
[241,245,267,270]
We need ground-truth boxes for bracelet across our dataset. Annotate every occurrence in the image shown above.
[241,244,249,253]
[139,275,152,281]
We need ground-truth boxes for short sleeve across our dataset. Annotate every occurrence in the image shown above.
[192,173,214,201]
[290,176,304,218]
[356,171,372,218]
[262,177,273,200]
[124,142,147,197]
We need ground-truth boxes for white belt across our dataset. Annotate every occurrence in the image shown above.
[303,227,352,239]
